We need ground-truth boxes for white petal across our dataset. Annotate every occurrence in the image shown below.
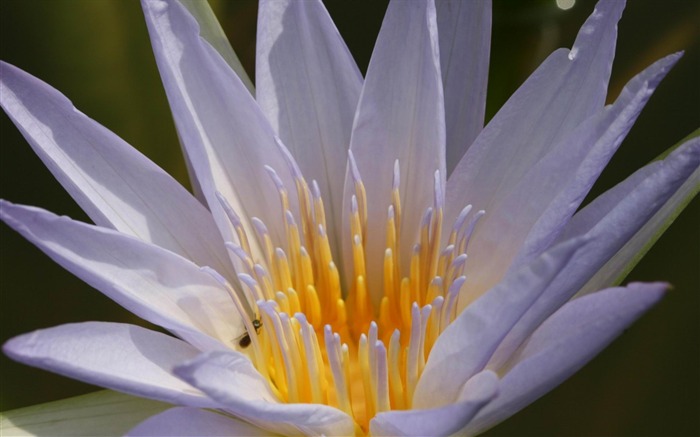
[3,322,215,407]
[466,282,667,434]
[141,0,298,257]
[345,0,446,304]
[0,201,241,351]
[445,0,625,296]
[256,0,362,266]
[486,135,700,370]
[177,0,254,93]
[436,0,491,175]
[414,237,586,409]
[0,391,169,437]
[0,61,234,279]
[370,370,498,437]
[127,407,275,436]
[174,350,355,436]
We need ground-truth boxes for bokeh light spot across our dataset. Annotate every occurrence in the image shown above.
[556,0,576,10]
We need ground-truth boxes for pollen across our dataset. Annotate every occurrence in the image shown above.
[207,144,484,433]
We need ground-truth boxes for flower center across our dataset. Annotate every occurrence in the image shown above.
[212,148,482,432]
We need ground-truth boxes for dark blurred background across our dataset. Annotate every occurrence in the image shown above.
[1,0,698,435]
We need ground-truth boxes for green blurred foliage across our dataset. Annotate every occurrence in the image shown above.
[1,0,698,435]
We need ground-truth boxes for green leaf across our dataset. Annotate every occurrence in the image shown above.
[0,390,170,436]
[178,0,255,94]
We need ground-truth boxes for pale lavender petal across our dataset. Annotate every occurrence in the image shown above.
[127,407,275,436]
[469,53,681,290]
[370,370,498,437]
[174,351,355,436]
[256,0,362,265]
[0,201,241,351]
[511,53,681,267]
[141,0,298,257]
[1,391,169,437]
[436,0,491,175]
[0,61,234,279]
[178,0,254,93]
[344,0,446,304]
[466,282,667,434]
[3,322,216,407]
[445,0,624,297]
[564,136,700,296]
[414,237,586,409]
[175,0,253,204]
[487,137,699,370]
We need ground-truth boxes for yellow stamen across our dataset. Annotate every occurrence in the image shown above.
[388,329,405,410]
[215,154,485,433]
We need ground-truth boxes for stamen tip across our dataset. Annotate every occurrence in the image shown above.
[253,264,267,276]
[251,217,268,234]
[449,276,467,294]
[275,136,304,179]
[294,312,308,324]
[454,253,468,263]
[311,180,321,198]
[421,208,433,226]
[264,166,285,190]
[275,247,287,259]
[348,150,362,183]
[285,210,296,225]
[225,243,249,261]
[238,273,257,287]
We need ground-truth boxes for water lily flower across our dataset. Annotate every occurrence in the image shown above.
[1,0,698,435]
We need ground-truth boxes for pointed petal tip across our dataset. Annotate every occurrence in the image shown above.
[3,203,74,232]
[569,0,625,61]
[591,0,627,25]
[636,51,684,87]
[654,51,684,71]
[2,330,30,363]
[670,50,685,61]
[626,281,671,297]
